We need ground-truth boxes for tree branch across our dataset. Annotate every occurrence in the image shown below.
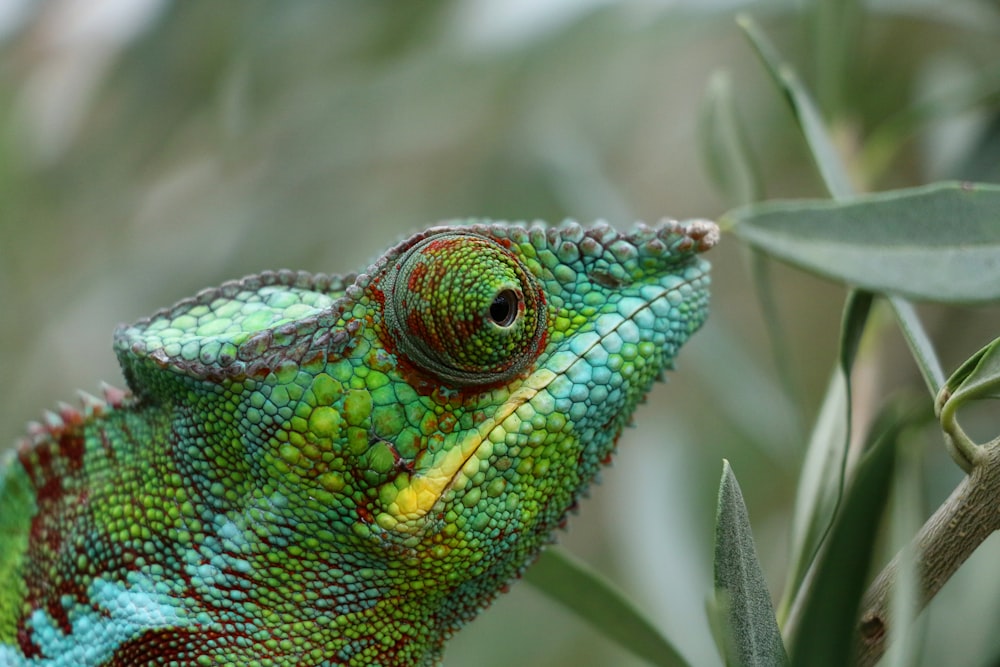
[855,440,1000,666]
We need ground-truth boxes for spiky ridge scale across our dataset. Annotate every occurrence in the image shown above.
[0,218,717,666]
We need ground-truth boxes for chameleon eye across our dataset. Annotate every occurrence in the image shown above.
[381,232,546,386]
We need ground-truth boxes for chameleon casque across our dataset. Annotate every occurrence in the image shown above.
[0,218,717,666]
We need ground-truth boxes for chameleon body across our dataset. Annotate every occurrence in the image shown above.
[0,219,717,666]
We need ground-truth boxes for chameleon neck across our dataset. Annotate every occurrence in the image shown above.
[7,391,530,666]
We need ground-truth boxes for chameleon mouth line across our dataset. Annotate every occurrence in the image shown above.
[387,271,706,525]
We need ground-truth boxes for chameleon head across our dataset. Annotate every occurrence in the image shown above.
[114,218,716,605]
[2,219,714,665]
[361,220,718,563]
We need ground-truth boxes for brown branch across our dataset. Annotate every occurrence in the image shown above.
[855,441,1000,666]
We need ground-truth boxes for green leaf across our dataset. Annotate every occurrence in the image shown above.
[700,68,763,208]
[809,0,862,121]
[778,291,872,627]
[937,336,1000,469]
[726,182,1000,303]
[714,460,789,667]
[525,548,691,667]
[942,336,1000,406]
[885,296,945,396]
[736,13,854,199]
[787,398,907,667]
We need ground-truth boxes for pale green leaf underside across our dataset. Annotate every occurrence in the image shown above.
[727,182,1000,303]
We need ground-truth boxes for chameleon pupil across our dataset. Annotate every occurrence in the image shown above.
[489,289,518,327]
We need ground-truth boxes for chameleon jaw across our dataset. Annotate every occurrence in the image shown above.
[376,277,708,531]
[379,368,559,529]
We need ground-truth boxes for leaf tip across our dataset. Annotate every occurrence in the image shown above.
[734,12,754,30]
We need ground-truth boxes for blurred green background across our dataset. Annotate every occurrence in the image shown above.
[3,1,1000,665]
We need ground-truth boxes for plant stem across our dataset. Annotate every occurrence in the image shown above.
[854,439,1000,665]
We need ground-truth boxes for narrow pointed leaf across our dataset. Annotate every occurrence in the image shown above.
[714,460,789,666]
[942,336,1000,405]
[737,13,854,199]
[938,336,1000,465]
[811,0,862,119]
[886,296,945,396]
[726,182,1000,303]
[526,548,691,667]
[788,399,906,667]
[700,68,763,207]
[778,291,872,626]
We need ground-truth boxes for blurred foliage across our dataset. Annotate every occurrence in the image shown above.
[3,1,1000,665]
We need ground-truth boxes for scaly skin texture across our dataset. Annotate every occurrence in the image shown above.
[0,219,717,666]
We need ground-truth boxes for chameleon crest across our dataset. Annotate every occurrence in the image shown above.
[0,219,717,666]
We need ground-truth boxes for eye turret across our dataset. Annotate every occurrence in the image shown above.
[380,233,547,387]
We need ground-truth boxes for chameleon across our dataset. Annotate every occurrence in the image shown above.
[0,218,717,666]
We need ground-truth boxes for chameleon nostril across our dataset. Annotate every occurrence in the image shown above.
[589,270,628,289]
